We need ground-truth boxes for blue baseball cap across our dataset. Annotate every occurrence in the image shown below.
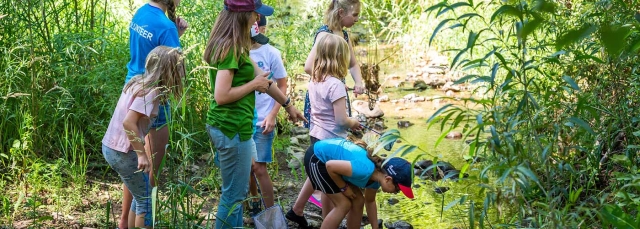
[383,157,414,199]
[224,0,274,16]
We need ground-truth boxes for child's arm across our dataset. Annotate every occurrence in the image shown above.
[262,77,288,134]
[122,110,151,173]
[347,40,365,95]
[364,188,379,229]
[303,33,330,74]
[214,69,270,105]
[325,160,357,199]
[333,97,361,130]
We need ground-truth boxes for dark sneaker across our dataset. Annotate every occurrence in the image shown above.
[285,208,309,228]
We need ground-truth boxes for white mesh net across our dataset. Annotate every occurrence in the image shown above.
[253,205,288,229]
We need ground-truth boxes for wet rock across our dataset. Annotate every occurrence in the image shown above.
[380,154,388,157]
[465,139,475,145]
[445,131,463,139]
[414,160,433,170]
[395,139,402,143]
[465,156,485,163]
[295,134,310,142]
[352,100,385,118]
[290,137,299,146]
[292,126,309,135]
[412,184,421,189]
[434,187,450,194]
[403,93,417,100]
[444,169,469,181]
[413,80,429,90]
[411,96,426,102]
[397,120,413,128]
[378,95,390,102]
[387,198,400,205]
[384,220,414,229]
[395,107,408,112]
[287,151,305,169]
[373,121,386,130]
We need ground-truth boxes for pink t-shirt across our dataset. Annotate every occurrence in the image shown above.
[308,76,348,140]
[102,86,159,153]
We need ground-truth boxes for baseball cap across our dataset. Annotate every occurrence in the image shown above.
[383,157,414,199]
[258,14,267,27]
[251,22,269,44]
[224,0,274,16]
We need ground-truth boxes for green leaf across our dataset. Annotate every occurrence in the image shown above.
[430,19,453,46]
[427,104,454,124]
[568,117,595,135]
[451,48,468,69]
[562,75,581,91]
[490,5,522,23]
[533,0,557,13]
[425,1,448,14]
[599,24,632,56]
[467,31,479,53]
[519,18,543,39]
[458,13,482,21]
[555,25,597,50]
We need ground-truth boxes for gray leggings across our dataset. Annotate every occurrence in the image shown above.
[102,144,152,226]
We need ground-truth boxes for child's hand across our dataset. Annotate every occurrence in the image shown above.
[177,17,189,37]
[284,106,307,123]
[261,114,277,134]
[342,185,356,199]
[353,82,365,97]
[253,72,273,93]
[137,154,151,173]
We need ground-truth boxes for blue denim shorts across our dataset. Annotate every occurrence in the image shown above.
[102,144,152,226]
[252,126,275,163]
[151,103,170,129]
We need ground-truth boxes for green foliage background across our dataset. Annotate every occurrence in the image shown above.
[1,0,640,227]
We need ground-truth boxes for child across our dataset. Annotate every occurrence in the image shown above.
[247,20,288,213]
[286,33,362,228]
[103,46,185,229]
[121,0,188,227]
[202,0,305,228]
[304,137,414,229]
[302,0,365,129]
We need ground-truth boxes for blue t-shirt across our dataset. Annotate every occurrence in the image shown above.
[314,139,380,189]
[125,3,181,83]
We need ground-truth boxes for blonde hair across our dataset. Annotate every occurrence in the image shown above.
[324,0,360,31]
[151,0,177,23]
[311,33,350,82]
[203,10,253,64]
[124,46,185,101]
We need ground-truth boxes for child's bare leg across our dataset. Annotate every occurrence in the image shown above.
[346,186,364,229]
[120,185,132,228]
[292,178,314,215]
[322,193,352,229]
[321,193,333,218]
[147,126,168,187]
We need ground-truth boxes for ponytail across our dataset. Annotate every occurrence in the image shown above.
[347,135,385,170]
[152,0,177,23]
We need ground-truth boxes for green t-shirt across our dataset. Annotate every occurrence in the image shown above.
[207,50,256,141]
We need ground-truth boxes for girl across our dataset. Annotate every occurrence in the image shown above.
[103,46,185,229]
[202,0,305,228]
[121,0,188,227]
[286,33,362,228]
[248,20,288,213]
[303,0,365,129]
[305,137,414,229]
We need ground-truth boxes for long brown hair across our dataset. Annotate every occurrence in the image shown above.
[152,0,177,23]
[203,10,253,64]
[311,33,350,82]
[347,136,384,170]
[125,46,185,101]
[324,0,360,31]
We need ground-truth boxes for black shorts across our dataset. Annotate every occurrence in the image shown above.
[304,145,341,194]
